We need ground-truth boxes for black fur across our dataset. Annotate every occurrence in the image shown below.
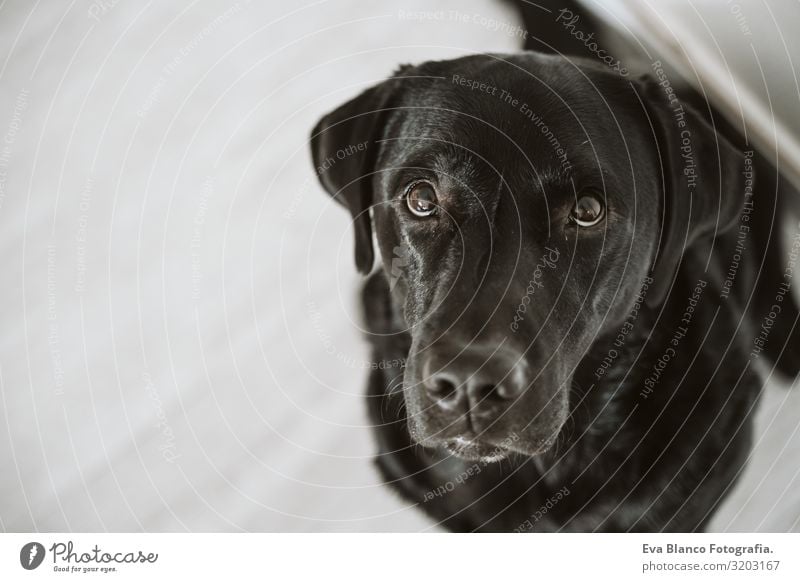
[310,0,799,531]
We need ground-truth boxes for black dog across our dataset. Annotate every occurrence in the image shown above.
[310,3,800,531]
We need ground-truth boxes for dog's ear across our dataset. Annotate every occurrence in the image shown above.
[310,74,403,274]
[637,77,745,307]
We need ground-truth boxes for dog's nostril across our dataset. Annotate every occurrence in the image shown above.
[427,376,458,401]
[494,383,521,400]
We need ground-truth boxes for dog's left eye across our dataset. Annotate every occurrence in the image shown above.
[569,193,605,227]
[405,181,438,217]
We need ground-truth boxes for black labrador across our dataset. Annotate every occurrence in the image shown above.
[309,2,800,531]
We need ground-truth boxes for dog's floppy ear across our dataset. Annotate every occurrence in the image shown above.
[310,76,401,274]
[637,77,745,307]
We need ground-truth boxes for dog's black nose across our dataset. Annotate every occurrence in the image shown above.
[422,349,525,416]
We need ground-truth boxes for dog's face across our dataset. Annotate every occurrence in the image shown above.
[311,53,743,461]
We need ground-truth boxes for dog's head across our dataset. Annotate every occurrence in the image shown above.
[311,53,744,461]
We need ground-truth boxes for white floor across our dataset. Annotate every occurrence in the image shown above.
[0,0,798,532]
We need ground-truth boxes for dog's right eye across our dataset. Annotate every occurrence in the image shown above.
[569,193,605,227]
[405,181,439,217]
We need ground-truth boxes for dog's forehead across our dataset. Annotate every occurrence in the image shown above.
[398,55,600,122]
[383,56,614,176]
[376,55,647,211]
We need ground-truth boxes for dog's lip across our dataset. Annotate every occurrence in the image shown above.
[441,436,511,462]
[440,424,564,460]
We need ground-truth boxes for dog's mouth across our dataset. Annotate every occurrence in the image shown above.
[436,422,565,462]
[441,436,511,462]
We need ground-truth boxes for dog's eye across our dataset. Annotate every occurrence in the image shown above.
[569,194,604,227]
[406,181,438,217]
